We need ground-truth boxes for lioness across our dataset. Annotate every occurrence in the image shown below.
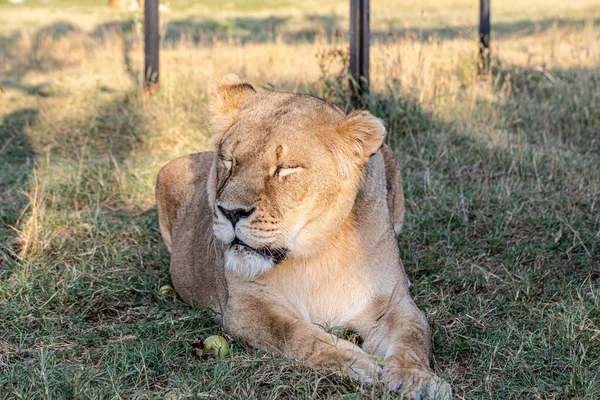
[156,74,451,398]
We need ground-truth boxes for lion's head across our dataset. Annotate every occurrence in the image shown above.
[207,74,386,278]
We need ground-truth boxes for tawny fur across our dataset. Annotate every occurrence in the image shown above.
[108,0,143,11]
[156,74,451,398]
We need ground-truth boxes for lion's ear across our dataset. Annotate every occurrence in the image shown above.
[210,73,256,145]
[333,110,386,177]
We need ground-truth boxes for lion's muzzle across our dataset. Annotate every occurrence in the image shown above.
[231,238,287,265]
[214,203,289,277]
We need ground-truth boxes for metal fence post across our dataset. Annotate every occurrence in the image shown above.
[350,0,370,101]
[144,0,160,94]
[479,0,491,73]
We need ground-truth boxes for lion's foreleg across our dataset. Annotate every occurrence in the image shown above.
[360,295,452,398]
[224,295,381,383]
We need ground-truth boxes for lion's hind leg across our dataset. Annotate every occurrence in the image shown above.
[156,155,201,251]
[381,145,405,234]
[156,152,227,311]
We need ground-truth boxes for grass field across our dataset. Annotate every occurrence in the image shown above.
[1,0,599,398]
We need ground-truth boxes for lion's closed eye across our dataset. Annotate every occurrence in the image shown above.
[274,166,303,177]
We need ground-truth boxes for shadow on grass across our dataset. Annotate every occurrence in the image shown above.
[0,109,37,246]
[92,21,142,85]
[157,15,598,45]
[1,20,140,92]
[163,16,289,44]
[158,15,598,45]
[491,65,600,155]
[377,17,599,41]
[0,21,86,95]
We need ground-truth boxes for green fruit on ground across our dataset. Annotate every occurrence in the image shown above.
[159,284,175,295]
[203,335,230,358]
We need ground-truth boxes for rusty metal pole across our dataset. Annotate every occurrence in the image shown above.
[144,0,160,94]
[350,0,370,103]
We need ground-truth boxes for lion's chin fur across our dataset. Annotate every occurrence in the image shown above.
[224,248,275,278]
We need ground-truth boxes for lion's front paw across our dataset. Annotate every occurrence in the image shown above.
[346,354,383,384]
[383,368,451,399]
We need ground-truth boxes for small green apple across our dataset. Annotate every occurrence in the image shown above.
[159,284,175,295]
[203,335,230,358]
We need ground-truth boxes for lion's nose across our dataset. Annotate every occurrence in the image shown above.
[218,205,255,226]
